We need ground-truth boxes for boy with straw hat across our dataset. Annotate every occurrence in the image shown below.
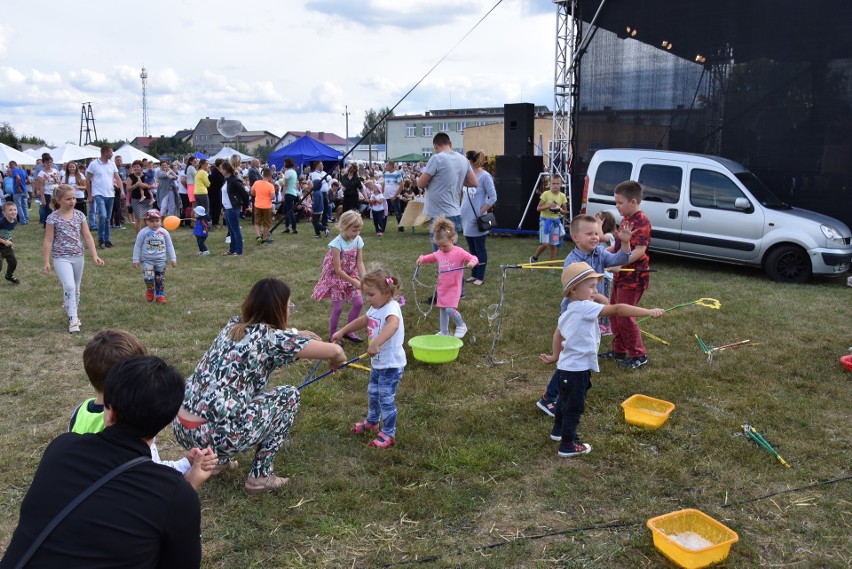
[539,262,664,457]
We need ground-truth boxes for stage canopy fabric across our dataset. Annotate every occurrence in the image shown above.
[268,136,344,171]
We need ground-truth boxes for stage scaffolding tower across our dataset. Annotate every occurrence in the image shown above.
[551,0,582,219]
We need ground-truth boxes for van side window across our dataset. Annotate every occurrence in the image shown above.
[592,161,631,196]
[637,164,682,203]
[690,169,752,212]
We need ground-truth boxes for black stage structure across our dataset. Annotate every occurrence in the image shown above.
[560,0,852,229]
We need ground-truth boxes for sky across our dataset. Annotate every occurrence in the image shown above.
[0,0,557,146]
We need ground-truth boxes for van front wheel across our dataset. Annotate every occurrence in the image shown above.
[765,245,811,283]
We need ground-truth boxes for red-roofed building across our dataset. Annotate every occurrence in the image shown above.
[130,136,158,151]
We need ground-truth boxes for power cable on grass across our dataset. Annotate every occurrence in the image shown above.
[376,473,852,567]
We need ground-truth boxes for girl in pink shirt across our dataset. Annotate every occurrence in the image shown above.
[416,217,478,338]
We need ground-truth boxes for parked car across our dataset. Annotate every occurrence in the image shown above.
[581,149,852,283]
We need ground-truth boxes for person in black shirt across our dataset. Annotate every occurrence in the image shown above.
[1,356,207,569]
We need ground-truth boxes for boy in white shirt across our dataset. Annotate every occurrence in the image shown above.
[539,262,663,457]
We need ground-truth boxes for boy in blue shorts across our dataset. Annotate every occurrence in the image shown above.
[529,174,568,263]
[539,262,663,457]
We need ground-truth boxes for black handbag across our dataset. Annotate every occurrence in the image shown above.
[466,189,495,232]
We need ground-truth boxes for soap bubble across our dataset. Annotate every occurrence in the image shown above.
[216,118,243,138]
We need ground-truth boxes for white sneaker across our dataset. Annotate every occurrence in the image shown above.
[435,331,448,336]
[201,250,210,256]
[225,236,231,244]
[454,324,468,338]
[69,320,81,333]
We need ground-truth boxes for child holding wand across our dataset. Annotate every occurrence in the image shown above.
[540,262,663,457]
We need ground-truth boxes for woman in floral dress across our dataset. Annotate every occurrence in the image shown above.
[174,278,346,494]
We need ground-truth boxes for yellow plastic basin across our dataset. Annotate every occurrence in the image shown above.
[647,509,739,569]
[621,394,675,429]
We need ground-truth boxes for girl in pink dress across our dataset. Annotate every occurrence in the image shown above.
[311,210,366,341]
[416,217,478,338]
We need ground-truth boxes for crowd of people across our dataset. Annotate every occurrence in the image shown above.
[1,132,667,566]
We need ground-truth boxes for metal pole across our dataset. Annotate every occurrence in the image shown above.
[343,105,350,156]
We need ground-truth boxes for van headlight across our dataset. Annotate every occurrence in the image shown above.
[820,224,845,245]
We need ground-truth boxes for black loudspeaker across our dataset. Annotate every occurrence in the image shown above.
[494,155,543,231]
[496,155,544,183]
[493,181,539,231]
[504,103,534,156]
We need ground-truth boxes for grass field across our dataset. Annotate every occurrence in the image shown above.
[1,211,850,568]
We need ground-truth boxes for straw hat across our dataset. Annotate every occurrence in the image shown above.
[561,262,603,295]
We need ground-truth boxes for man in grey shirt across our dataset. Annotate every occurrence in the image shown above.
[417,132,478,236]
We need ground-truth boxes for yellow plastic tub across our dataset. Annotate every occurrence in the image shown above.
[647,509,739,569]
[408,335,463,364]
[620,394,675,429]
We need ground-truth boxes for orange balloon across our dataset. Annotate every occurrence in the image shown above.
[163,216,181,231]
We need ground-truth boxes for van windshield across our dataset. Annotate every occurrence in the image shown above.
[734,172,791,210]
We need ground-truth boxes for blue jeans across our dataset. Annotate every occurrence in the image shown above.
[465,235,488,281]
[13,192,28,224]
[283,194,298,230]
[39,197,51,226]
[224,208,243,254]
[94,195,114,243]
[88,201,97,230]
[365,367,403,437]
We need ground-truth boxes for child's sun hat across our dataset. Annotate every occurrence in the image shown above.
[193,205,206,216]
[561,262,603,295]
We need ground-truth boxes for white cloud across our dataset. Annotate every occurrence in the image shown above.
[0,0,558,145]
[1,66,26,84]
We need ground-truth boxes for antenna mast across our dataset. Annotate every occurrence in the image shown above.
[140,66,150,137]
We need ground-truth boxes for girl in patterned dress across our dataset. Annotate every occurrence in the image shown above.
[311,210,366,342]
[173,278,347,495]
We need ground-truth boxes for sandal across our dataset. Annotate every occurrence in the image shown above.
[352,419,379,435]
[244,474,289,495]
[210,460,239,476]
[471,279,484,286]
[369,432,396,449]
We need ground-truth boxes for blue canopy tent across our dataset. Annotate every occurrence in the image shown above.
[193,151,208,160]
[268,136,344,171]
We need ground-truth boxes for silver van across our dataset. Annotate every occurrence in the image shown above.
[581,149,852,283]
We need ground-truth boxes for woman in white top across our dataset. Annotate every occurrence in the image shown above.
[63,162,88,215]
[460,150,497,285]
[35,155,62,227]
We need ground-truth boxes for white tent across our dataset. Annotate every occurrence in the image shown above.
[32,146,53,155]
[210,146,253,162]
[50,144,100,163]
[114,144,159,164]
[0,143,36,165]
